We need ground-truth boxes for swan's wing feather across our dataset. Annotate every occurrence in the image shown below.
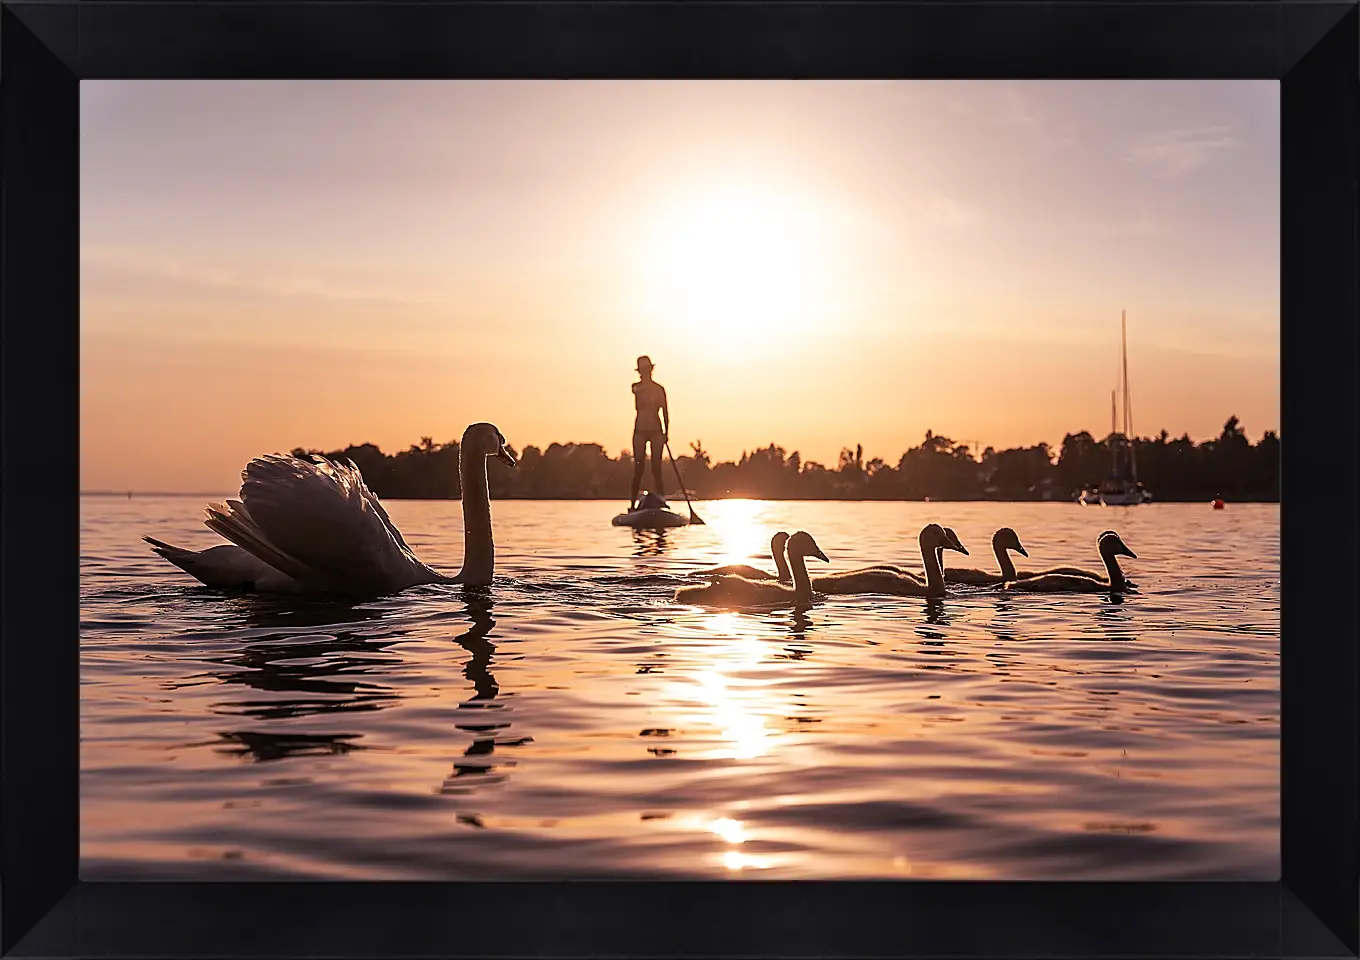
[710,574,761,587]
[1018,566,1103,580]
[331,457,420,560]
[943,567,1000,585]
[816,566,926,585]
[143,537,288,589]
[697,564,774,580]
[1051,566,1104,579]
[675,574,795,605]
[1008,573,1105,592]
[824,564,924,581]
[236,456,422,593]
[869,569,927,593]
[203,499,323,588]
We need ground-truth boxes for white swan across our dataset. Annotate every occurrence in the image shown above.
[674,531,827,607]
[813,524,967,598]
[144,422,516,595]
[940,527,1028,585]
[695,531,791,582]
[1005,531,1137,593]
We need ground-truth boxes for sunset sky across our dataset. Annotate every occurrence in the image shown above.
[81,81,1278,493]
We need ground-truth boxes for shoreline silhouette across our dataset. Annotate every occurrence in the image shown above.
[115,416,1269,504]
[84,417,1278,504]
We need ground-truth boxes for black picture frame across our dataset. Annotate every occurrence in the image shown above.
[3,2,1355,957]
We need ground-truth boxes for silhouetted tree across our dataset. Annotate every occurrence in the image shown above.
[289,414,1278,502]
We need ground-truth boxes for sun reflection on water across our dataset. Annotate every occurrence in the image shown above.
[677,611,785,762]
[701,499,776,566]
[709,817,745,844]
[722,849,770,871]
[706,818,771,871]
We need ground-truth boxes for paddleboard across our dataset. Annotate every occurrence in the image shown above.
[612,507,689,528]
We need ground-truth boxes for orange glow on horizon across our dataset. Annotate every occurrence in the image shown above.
[81,80,1279,492]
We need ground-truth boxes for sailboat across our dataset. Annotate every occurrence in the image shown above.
[1098,310,1151,506]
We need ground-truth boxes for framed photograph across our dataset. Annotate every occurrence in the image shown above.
[3,2,1355,957]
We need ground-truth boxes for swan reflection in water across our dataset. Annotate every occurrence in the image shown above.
[439,589,533,795]
[922,597,951,627]
[774,608,816,660]
[213,729,366,763]
[170,589,534,788]
[913,598,954,644]
[1091,592,1136,643]
[987,595,1021,643]
[178,597,406,763]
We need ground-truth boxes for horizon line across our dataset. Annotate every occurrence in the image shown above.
[298,418,1278,457]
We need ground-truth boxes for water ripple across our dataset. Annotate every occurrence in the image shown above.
[82,498,1278,879]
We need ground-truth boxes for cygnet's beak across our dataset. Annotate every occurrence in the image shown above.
[1120,545,1138,559]
[495,446,517,468]
[1015,543,1029,558]
[812,547,830,563]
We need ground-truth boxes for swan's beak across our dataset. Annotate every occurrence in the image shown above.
[1015,544,1029,558]
[812,547,829,563]
[1120,545,1138,559]
[495,447,517,468]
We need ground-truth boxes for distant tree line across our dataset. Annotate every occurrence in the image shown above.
[292,416,1279,503]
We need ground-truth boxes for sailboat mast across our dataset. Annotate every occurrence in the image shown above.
[1121,311,1130,436]
[1122,309,1137,479]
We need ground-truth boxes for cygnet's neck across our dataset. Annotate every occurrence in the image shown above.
[919,534,945,594]
[773,543,792,582]
[1098,540,1125,588]
[789,550,814,601]
[993,538,1018,580]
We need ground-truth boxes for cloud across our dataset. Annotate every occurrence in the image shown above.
[1126,125,1238,178]
[944,85,1080,155]
[82,248,435,308]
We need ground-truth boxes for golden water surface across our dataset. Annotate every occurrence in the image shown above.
[81,498,1279,879]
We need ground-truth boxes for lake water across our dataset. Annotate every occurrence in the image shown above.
[81,497,1279,880]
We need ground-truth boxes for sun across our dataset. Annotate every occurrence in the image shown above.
[642,186,823,346]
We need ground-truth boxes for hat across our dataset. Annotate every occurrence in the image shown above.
[636,355,654,372]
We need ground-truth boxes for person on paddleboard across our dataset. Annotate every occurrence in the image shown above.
[629,356,669,511]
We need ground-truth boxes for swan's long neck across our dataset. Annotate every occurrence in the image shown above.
[921,537,945,594]
[994,541,1017,580]
[789,551,813,602]
[774,544,792,582]
[1099,542,1125,588]
[460,451,495,586]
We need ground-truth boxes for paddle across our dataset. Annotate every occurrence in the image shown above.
[664,439,705,525]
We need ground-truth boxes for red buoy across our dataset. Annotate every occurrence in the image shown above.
[1212,498,1225,510]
